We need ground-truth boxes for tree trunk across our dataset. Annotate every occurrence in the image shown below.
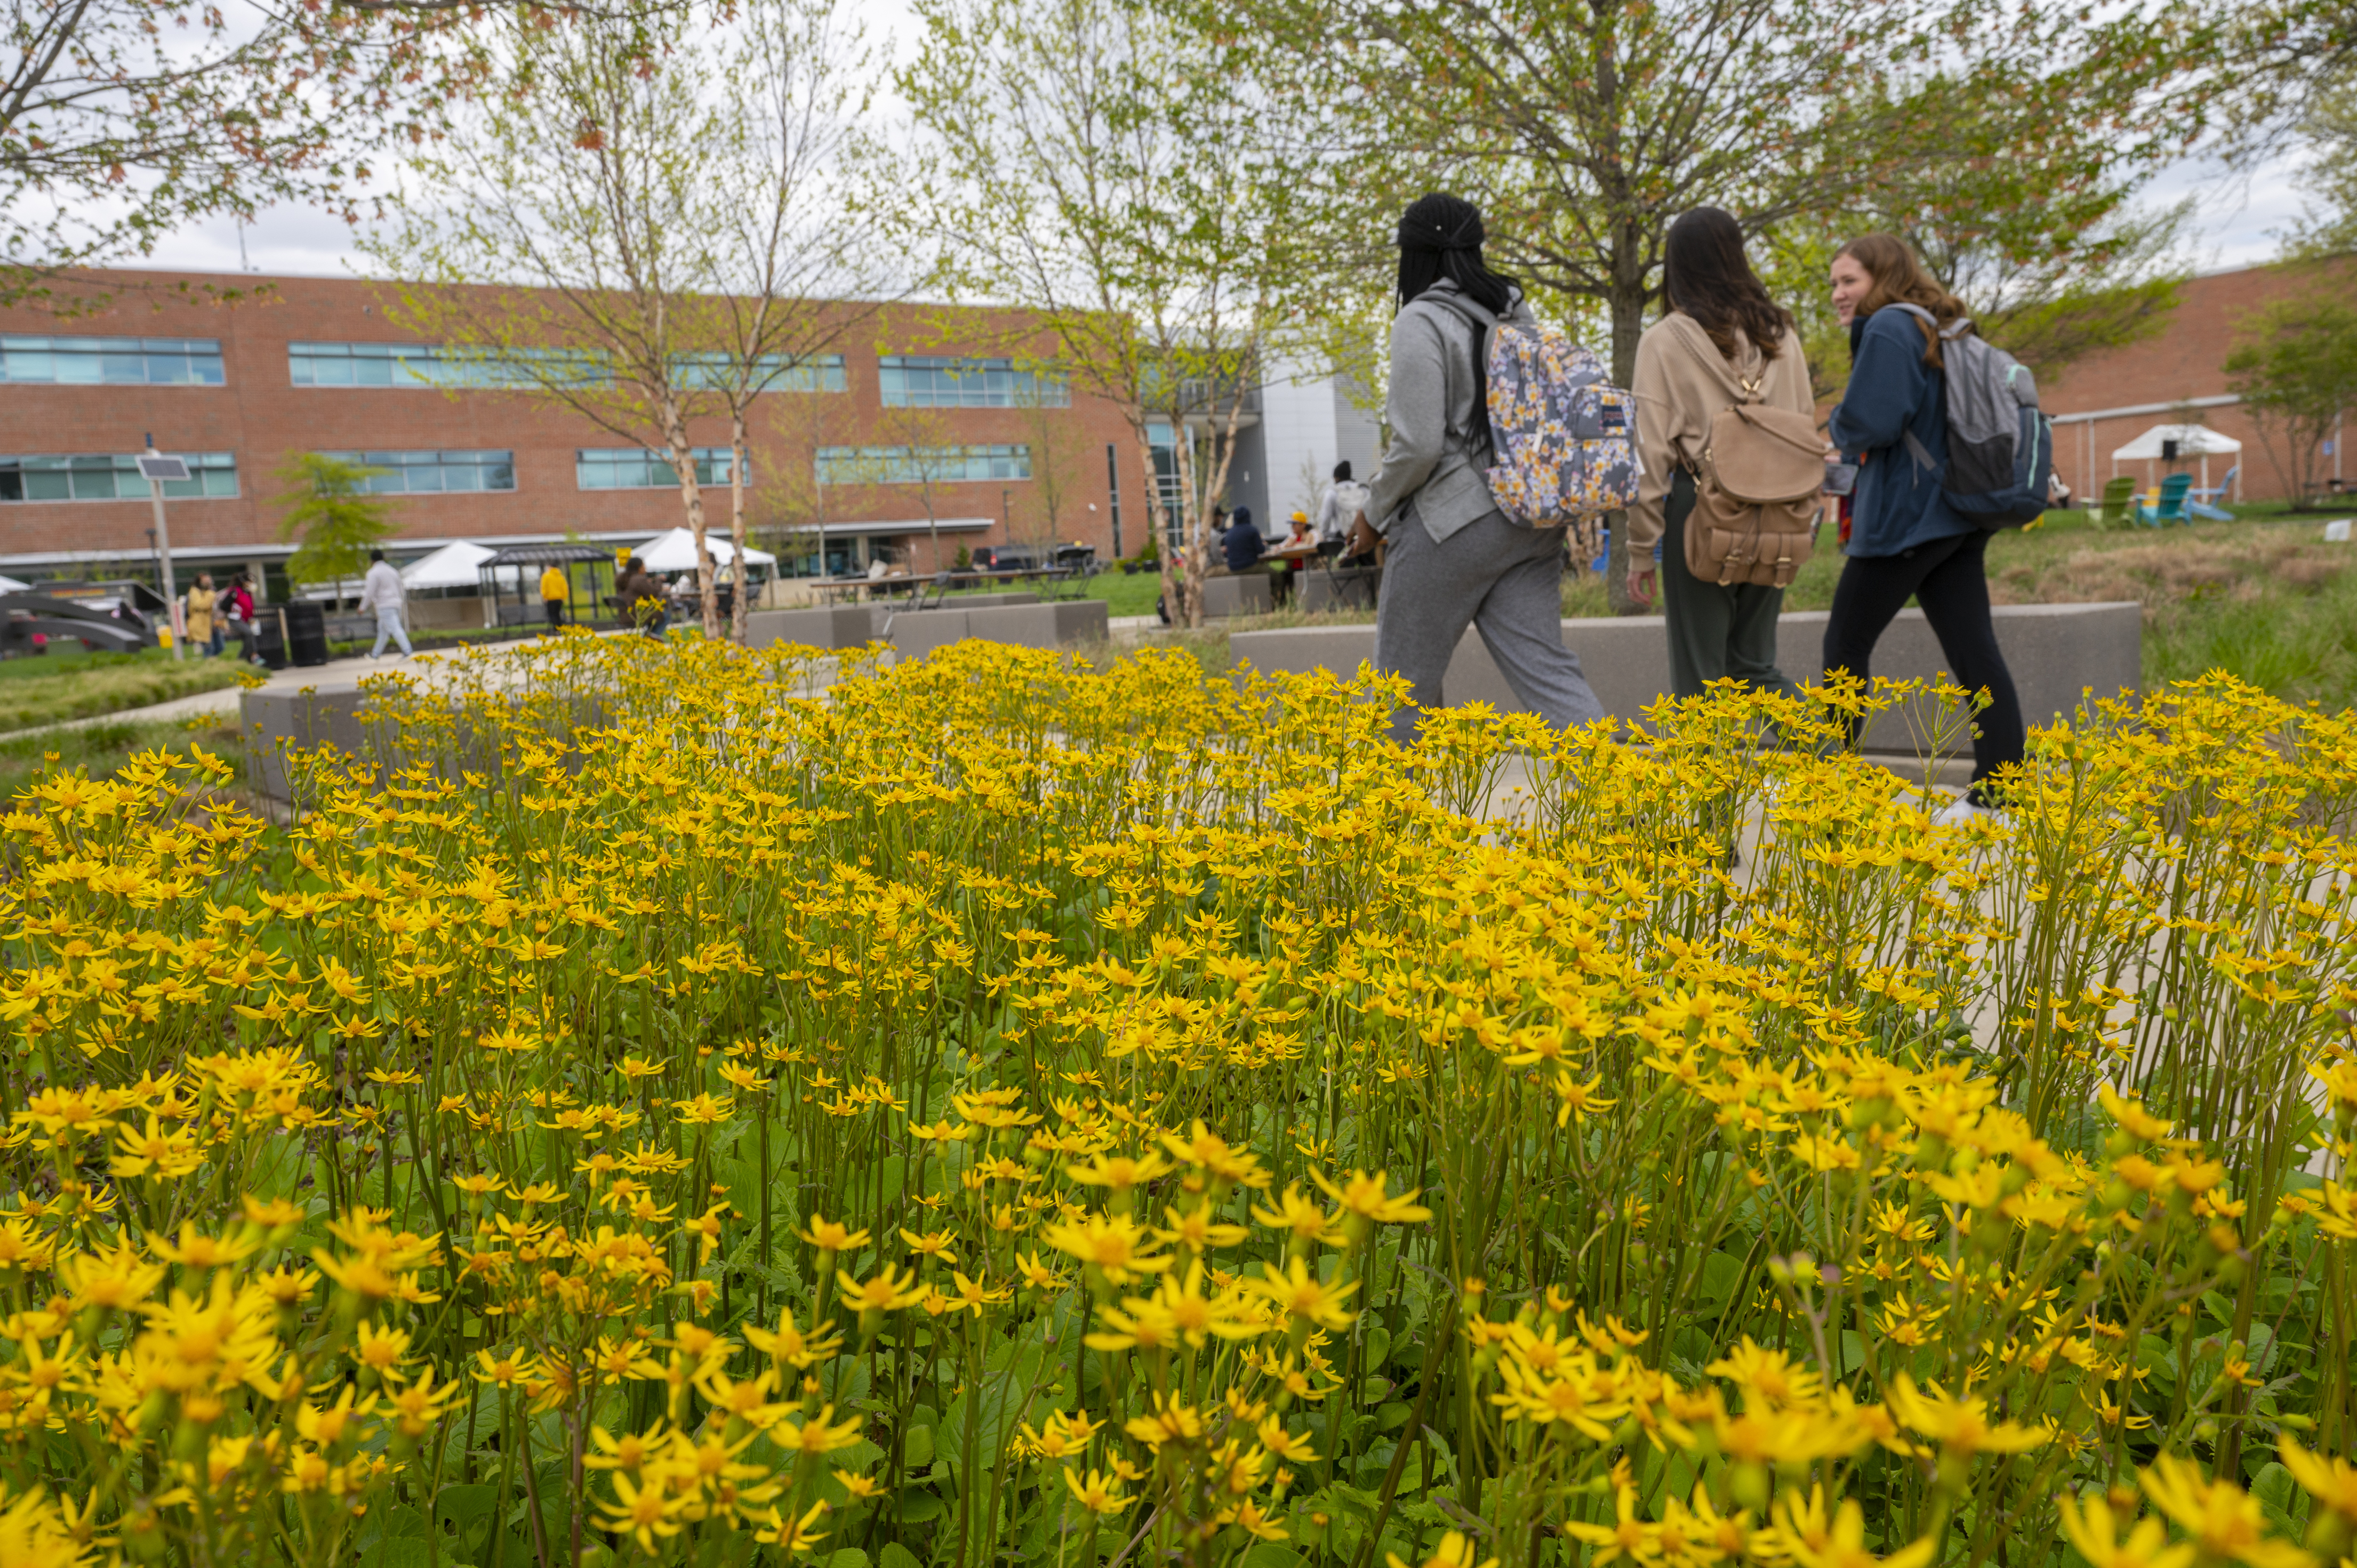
[663,410,719,639]
[729,414,750,642]
[1172,421,1207,628]
[1141,430,1178,631]
[1602,243,1651,616]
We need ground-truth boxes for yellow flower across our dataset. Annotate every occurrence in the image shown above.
[836,1263,923,1317]
[1063,1467,1132,1516]
[1246,1258,1359,1334]
[2140,1455,2316,1568]
[1388,1530,1500,1568]
[1252,1183,1346,1248]
[1310,1168,1433,1227]
[1038,1213,1171,1286]
[798,1215,870,1253]
[1884,1374,2048,1459]
[2057,1492,2195,1568]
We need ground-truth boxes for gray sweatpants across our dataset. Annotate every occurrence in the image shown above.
[1372,505,1606,744]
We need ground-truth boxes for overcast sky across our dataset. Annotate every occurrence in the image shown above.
[140,0,2319,293]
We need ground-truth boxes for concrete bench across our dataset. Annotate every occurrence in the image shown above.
[1201,574,1274,619]
[1229,602,2142,753]
[1300,567,1380,614]
[743,606,885,650]
[887,601,1110,660]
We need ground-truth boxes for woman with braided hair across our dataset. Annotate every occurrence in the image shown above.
[1354,192,1605,744]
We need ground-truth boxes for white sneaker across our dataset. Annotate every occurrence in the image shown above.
[1932,797,2008,828]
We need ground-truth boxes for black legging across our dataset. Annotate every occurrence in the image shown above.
[1821,530,2025,803]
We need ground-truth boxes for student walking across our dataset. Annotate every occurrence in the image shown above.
[1822,234,2024,819]
[361,548,412,658]
[1354,192,1605,744]
[183,573,219,658]
[540,563,570,630]
[1628,207,1815,699]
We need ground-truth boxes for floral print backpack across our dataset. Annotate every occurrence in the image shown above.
[1430,294,1642,549]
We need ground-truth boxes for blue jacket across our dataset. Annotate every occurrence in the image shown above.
[1222,522,1265,572]
[1828,308,1972,558]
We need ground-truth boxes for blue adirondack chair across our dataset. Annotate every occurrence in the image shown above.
[2137,472,2194,527]
[2186,465,2238,522]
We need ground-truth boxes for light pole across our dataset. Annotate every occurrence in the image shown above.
[136,436,188,662]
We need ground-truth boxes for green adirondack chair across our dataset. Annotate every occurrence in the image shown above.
[2090,476,2138,530]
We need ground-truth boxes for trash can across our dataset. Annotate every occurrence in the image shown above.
[256,609,290,671]
[282,601,330,668]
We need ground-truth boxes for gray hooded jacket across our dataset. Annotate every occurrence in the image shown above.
[1365,278,1538,544]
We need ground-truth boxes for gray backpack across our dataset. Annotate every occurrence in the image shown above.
[1889,303,2055,528]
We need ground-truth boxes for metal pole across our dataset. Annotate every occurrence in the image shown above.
[145,435,183,662]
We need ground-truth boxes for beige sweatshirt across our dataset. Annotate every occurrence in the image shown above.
[1628,312,1816,559]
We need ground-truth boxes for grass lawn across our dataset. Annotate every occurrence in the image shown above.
[0,645,247,734]
[0,711,246,795]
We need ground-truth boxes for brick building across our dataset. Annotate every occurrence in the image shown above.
[0,269,1167,597]
[2040,258,2355,505]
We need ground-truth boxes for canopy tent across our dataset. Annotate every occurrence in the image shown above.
[0,574,29,594]
[2111,424,2244,501]
[402,540,496,592]
[630,527,776,575]
[2112,424,2242,461]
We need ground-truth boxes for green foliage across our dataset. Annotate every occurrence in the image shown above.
[2289,71,2357,256]
[2225,286,2357,499]
[0,651,244,735]
[275,453,392,589]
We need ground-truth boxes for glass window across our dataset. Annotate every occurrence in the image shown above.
[290,342,609,390]
[673,353,847,393]
[0,335,226,386]
[877,356,1067,409]
[574,448,742,490]
[317,450,518,495]
[0,452,238,502]
[815,445,1033,486]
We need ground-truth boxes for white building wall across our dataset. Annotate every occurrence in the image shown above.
[1256,355,1344,526]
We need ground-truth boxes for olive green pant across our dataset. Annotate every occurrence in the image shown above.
[1662,469,1800,701]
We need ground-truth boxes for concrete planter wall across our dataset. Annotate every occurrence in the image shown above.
[1230,602,2143,753]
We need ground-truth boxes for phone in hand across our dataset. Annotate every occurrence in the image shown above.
[1823,461,1858,496]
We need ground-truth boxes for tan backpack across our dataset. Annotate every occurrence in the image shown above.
[1670,321,1824,587]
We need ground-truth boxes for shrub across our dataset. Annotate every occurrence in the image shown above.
[0,640,2350,1568]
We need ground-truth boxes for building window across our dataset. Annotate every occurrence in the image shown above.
[0,453,238,502]
[877,356,1067,408]
[674,353,847,393]
[575,448,743,490]
[289,342,606,389]
[0,335,225,386]
[815,445,1033,486]
[318,450,517,494]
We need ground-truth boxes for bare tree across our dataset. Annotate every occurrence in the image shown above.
[903,0,1312,626]
[682,0,909,639]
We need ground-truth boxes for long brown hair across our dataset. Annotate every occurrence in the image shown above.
[1836,233,1968,368]
[1664,207,1792,361]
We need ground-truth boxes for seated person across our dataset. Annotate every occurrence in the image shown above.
[1221,506,1266,574]
[1273,511,1315,605]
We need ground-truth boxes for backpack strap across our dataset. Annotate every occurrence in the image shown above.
[1417,290,1500,457]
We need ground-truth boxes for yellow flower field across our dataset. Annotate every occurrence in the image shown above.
[1,633,2353,1568]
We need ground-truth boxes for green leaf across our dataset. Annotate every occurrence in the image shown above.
[903,1421,936,1469]
[879,1547,924,1568]
[894,1488,947,1525]
[828,1550,871,1568]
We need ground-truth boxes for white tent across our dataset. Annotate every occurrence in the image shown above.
[0,574,29,594]
[2111,424,2242,461]
[402,540,496,591]
[630,527,776,574]
[2112,424,2244,500]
